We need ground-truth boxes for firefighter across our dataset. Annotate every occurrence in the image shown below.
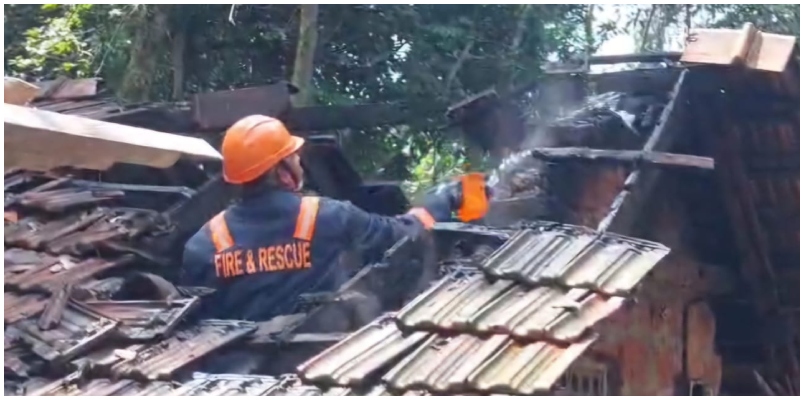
[180,115,490,322]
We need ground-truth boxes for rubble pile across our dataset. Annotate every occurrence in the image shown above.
[3,168,671,396]
[3,170,297,396]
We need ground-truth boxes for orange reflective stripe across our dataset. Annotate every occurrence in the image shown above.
[456,172,489,222]
[407,207,435,230]
[209,211,235,252]
[294,196,320,241]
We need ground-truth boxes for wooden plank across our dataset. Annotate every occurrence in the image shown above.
[529,147,714,170]
[38,284,73,330]
[34,78,98,100]
[587,52,681,66]
[249,331,348,345]
[4,103,221,172]
[681,23,797,73]
[4,77,39,106]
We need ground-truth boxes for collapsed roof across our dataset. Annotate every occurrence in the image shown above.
[3,174,670,395]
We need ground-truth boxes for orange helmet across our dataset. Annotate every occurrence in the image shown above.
[221,115,304,184]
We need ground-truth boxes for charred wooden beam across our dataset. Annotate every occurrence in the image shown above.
[597,69,691,234]
[586,52,682,65]
[544,66,682,95]
[529,147,714,170]
[545,52,682,73]
[37,284,73,330]
[445,89,499,123]
[191,82,294,130]
[250,331,348,345]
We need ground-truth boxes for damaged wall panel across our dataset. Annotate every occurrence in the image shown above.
[587,174,725,395]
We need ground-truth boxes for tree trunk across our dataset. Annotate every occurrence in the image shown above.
[170,24,186,101]
[119,6,169,102]
[584,5,595,64]
[291,4,319,107]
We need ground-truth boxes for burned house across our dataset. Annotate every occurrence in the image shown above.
[444,24,799,395]
[4,24,799,396]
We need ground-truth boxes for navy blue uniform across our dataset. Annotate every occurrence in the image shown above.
[180,189,445,322]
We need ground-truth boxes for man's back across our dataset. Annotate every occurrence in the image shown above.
[180,189,424,321]
[182,190,339,321]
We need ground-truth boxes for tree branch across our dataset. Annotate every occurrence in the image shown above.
[639,5,657,52]
[444,38,475,95]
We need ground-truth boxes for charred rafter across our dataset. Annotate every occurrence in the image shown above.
[529,147,714,170]
[597,69,691,234]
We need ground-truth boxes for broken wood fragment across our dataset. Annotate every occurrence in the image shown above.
[529,147,714,170]
[38,284,73,330]
[249,332,349,345]
[4,77,39,106]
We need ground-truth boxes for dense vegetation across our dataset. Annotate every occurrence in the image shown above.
[4,4,799,190]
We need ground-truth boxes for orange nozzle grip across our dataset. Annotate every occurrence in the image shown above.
[456,172,489,222]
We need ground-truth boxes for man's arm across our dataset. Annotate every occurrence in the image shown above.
[324,173,491,263]
[325,200,436,263]
[179,232,210,288]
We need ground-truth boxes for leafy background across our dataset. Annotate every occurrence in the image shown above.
[4,4,799,194]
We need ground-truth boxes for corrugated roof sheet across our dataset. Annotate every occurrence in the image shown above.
[3,172,183,298]
[298,314,600,395]
[322,385,432,396]
[81,298,200,340]
[298,314,430,386]
[298,224,668,394]
[172,372,322,396]
[26,374,177,396]
[480,227,669,294]
[171,373,284,396]
[21,373,334,396]
[397,275,623,342]
[385,333,598,394]
[7,300,119,362]
[3,169,270,393]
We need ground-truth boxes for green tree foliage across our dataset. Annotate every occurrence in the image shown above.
[4,4,798,191]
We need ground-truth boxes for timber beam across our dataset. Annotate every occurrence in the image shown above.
[596,69,691,234]
[529,147,714,170]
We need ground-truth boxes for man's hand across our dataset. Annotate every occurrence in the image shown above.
[420,172,491,222]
